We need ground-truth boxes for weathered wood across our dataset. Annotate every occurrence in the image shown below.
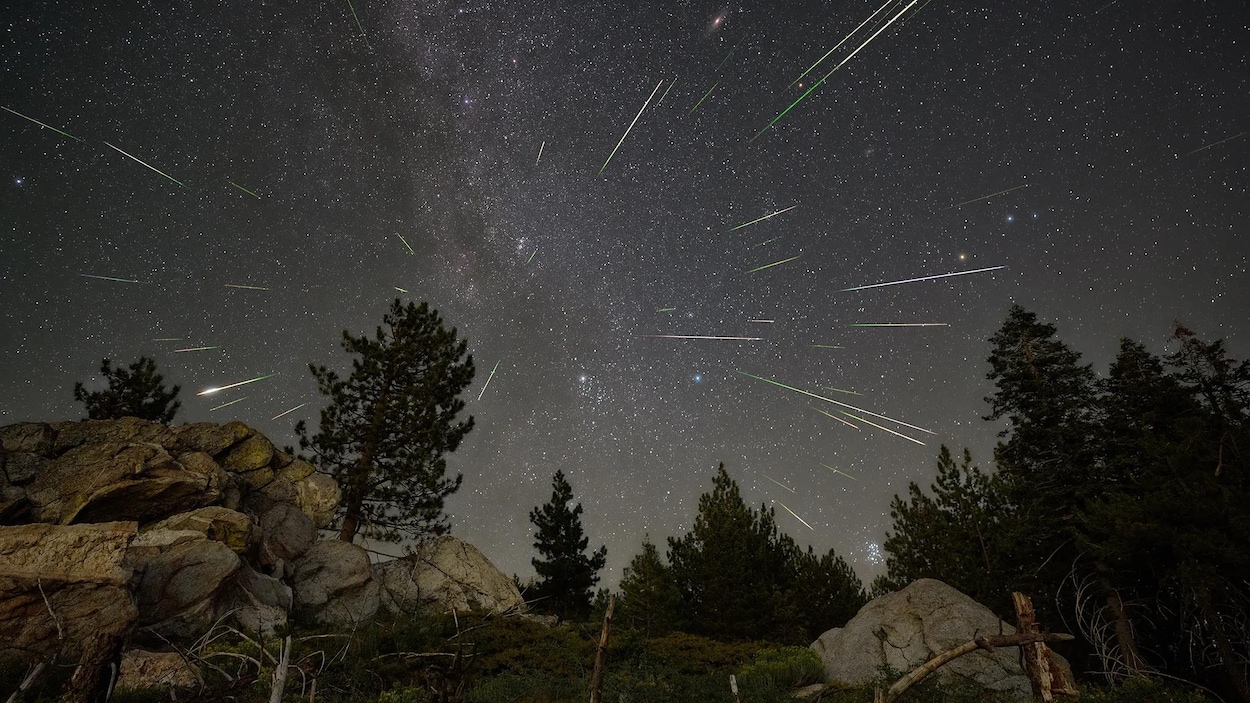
[62,633,124,703]
[729,673,741,703]
[876,631,1075,703]
[1014,591,1054,701]
[588,594,615,703]
[4,661,45,703]
[270,635,292,703]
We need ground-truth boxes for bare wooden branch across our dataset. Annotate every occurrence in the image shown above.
[269,635,292,703]
[588,594,615,703]
[4,661,46,703]
[729,673,741,703]
[878,631,1075,703]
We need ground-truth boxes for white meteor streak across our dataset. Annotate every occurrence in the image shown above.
[738,371,935,435]
[644,334,763,341]
[763,474,796,493]
[812,406,860,430]
[600,80,664,175]
[103,141,187,188]
[822,463,859,481]
[477,360,501,401]
[840,410,926,446]
[775,500,815,531]
[536,140,545,164]
[842,265,1006,292]
[197,373,275,396]
[271,403,307,421]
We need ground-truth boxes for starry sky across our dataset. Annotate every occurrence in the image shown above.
[2,0,1245,587]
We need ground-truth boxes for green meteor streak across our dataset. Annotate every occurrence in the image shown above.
[346,0,369,46]
[103,141,188,188]
[152,338,183,342]
[655,77,677,106]
[736,370,936,435]
[225,284,270,291]
[729,205,798,232]
[1185,131,1246,156]
[209,397,248,412]
[657,307,676,312]
[821,463,859,481]
[397,233,415,254]
[228,180,261,198]
[2,105,83,142]
[755,237,782,247]
[527,249,538,264]
[810,344,845,349]
[716,39,744,71]
[600,80,664,175]
[197,373,275,396]
[689,82,718,115]
[81,273,144,284]
[746,255,799,274]
[821,386,862,396]
[754,0,918,140]
[811,405,859,429]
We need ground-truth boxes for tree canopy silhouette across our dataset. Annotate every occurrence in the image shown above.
[73,357,180,423]
[528,470,607,621]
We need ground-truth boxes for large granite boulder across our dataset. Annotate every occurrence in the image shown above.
[0,522,139,657]
[147,506,252,553]
[378,535,525,616]
[810,579,1070,701]
[131,533,242,638]
[223,565,292,635]
[291,540,380,626]
[293,472,340,528]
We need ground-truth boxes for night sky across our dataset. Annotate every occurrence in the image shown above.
[2,1,1245,587]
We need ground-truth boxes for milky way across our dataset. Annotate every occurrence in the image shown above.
[2,0,1245,585]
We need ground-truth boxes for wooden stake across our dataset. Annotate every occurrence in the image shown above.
[588,595,615,703]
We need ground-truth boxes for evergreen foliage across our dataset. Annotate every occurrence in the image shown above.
[618,537,682,636]
[73,357,180,423]
[295,299,474,543]
[528,470,607,621]
[878,446,1008,611]
[667,464,864,643]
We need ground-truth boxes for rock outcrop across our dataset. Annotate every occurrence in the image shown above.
[378,535,525,616]
[811,579,1071,701]
[291,540,381,626]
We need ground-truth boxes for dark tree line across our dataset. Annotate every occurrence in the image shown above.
[878,305,1250,701]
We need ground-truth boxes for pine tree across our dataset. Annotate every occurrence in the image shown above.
[529,470,607,621]
[618,537,682,636]
[73,357,181,423]
[879,445,1008,612]
[295,299,474,543]
[792,546,867,636]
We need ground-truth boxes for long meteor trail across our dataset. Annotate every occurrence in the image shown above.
[1185,131,1245,156]
[271,403,307,421]
[645,334,763,341]
[729,205,798,232]
[811,405,860,430]
[754,0,919,140]
[775,500,815,531]
[841,265,1006,292]
[477,360,501,401]
[225,284,270,291]
[103,141,187,188]
[228,181,261,198]
[840,410,926,446]
[174,346,220,353]
[944,184,1029,210]
[738,370,936,435]
[81,273,143,284]
[397,233,415,254]
[210,397,248,412]
[197,373,275,396]
[689,82,718,114]
[850,322,948,327]
[747,256,800,274]
[822,463,859,481]
[763,475,796,493]
[600,80,664,175]
[787,0,897,89]
[2,105,83,142]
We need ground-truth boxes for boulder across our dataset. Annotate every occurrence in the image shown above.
[0,522,139,657]
[220,433,274,472]
[118,649,199,690]
[169,421,252,456]
[291,540,380,626]
[49,418,174,455]
[810,579,1069,701]
[0,422,55,454]
[25,442,224,525]
[378,535,525,616]
[224,565,292,635]
[147,506,252,553]
[254,501,317,573]
[132,535,241,638]
[293,472,340,528]
[2,452,46,486]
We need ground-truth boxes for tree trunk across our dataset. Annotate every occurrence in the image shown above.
[62,633,123,703]
[1014,591,1055,701]
[338,386,391,542]
[1099,578,1146,676]
[588,595,615,703]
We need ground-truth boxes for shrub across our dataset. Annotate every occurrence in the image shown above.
[736,645,825,689]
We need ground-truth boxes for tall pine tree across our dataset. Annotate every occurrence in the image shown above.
[529,470,607,622]
[296,299,474,543]
[73,357,180,423]
[618,537,682,636]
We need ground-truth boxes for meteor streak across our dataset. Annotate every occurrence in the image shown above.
[729,205,798,232]
[477,360,501,400]
[754,0,919,140]
[776,500,815,531]
[655,77,677,106]
[811,405,859,430]
[747,319,774,324]
[840,410,926,446]
[821,463,859,480]
[536,140,545,164]
[174,346,219,353]
[850,323,948,327]
[657,307,676,312]
[944,184,1029,210]
[103,142,187,188]
[746,256,799,274]
[271,403,307,421]
[690,82,718,115]
[397,233,415,254]
[1185,131,1245,156]
[225,284,270,291]
[527,249,538,264]
[738,371,935,435]
[210,397,247,412]
[2,105,83,142]
[841,265,1006,292]
[755,237,782,247]
[346,0,369,46]
[787,0,897,89]
[228,181,260,198]
[197,373,275,396]
[152,338,183,342]
[810,344,844,349]
[763,475,795,493]
[821,386,861,396]
[600,80,664,175]
[395,287,408,293]
[81,273,143,284]
[645,334,762,341]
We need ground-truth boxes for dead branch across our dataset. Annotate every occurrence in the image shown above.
[268,635,291,703]
[875,632,1075,703]
[4,661,46,703]
[588,594,615,703]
